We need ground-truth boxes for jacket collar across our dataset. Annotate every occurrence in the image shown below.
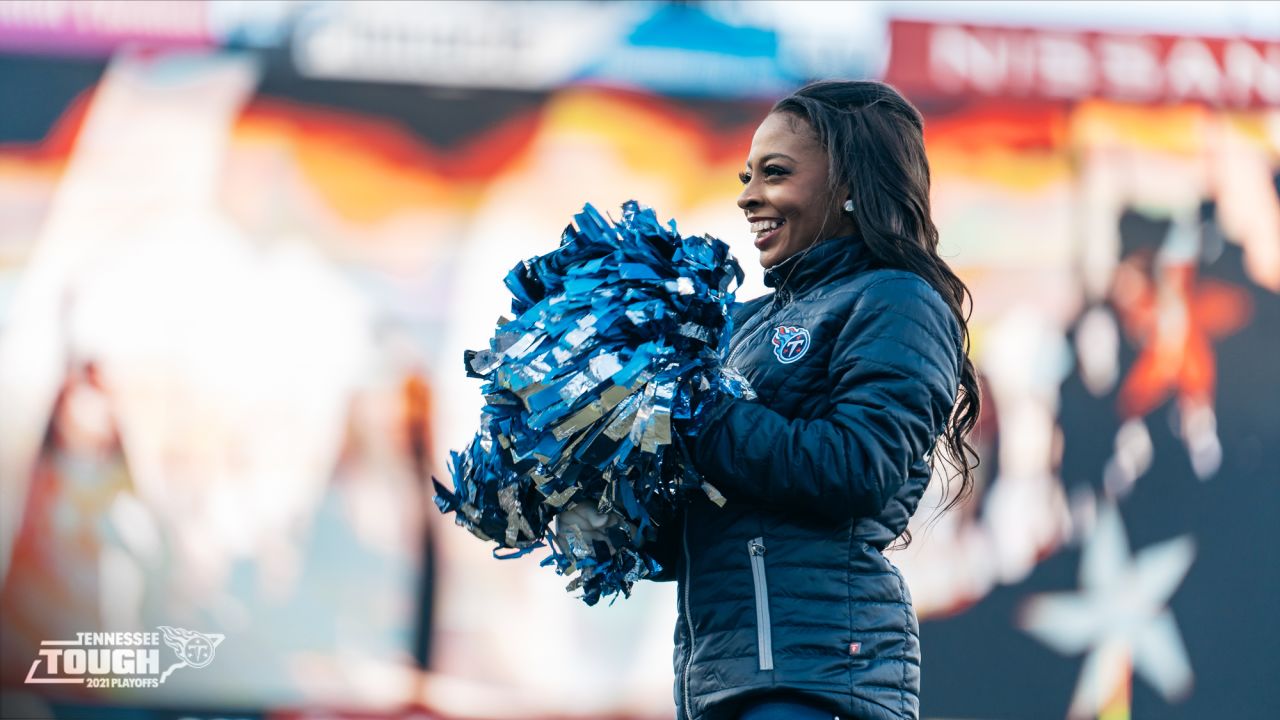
[762,234,872,295]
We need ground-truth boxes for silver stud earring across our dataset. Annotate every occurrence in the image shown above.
[843,199,854,213]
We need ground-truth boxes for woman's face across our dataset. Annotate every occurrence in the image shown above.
[737,112,855,269]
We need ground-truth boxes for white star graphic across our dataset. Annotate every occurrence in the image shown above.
[1019,502,1196,718]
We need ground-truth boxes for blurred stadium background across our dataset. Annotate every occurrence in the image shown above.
[1,1,1277,719]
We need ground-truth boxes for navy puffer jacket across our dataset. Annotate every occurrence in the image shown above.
[661,235,962,720]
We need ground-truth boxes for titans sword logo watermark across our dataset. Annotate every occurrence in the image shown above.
[25,626,225,688]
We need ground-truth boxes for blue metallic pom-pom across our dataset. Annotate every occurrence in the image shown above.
[434,200,751,605]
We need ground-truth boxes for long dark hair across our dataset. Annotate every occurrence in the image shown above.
[772,80,981,526]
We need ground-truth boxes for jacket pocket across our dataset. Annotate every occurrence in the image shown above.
[748,537,774,671]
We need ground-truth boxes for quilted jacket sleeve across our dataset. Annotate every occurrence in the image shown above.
[688,274,962,523]
[642,507,683,583]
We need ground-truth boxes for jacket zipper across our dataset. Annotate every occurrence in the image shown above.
[680,515,695,720]
[748,537,774,671]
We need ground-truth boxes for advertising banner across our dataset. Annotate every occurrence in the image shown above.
[887,18,1280,108]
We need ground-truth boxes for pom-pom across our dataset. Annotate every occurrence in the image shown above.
[434,200,752,605]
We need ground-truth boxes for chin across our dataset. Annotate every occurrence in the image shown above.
[759,251,784,269]
[759,248,797,269]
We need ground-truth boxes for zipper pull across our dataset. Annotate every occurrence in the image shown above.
[749,539,766,556]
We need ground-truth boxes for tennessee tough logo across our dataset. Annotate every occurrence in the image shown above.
[771,325,810,364]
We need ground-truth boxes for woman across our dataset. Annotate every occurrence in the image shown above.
[662,81,981,720]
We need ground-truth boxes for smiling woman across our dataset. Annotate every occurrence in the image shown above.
[655,81,983,720]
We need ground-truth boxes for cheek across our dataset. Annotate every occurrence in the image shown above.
[810,194,841,224]
[770,186,807,218]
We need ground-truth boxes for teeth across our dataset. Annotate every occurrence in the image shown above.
[750,219,783,234]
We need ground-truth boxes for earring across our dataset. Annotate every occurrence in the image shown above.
[843,199,854,213]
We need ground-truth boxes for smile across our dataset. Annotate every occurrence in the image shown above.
[751,219,785,248]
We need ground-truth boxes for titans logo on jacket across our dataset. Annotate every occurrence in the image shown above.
[770,325,811,363]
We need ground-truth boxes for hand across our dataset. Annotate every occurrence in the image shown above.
[553,501,613,559]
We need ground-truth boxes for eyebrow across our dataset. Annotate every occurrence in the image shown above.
[745,152,797,169]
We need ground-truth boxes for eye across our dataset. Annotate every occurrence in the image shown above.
[763,164,789,178]
[738,171,751,185]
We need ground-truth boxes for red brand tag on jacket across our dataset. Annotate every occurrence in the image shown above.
[848,642,861,655]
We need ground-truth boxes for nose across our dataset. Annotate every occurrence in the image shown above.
[737,178,760,212]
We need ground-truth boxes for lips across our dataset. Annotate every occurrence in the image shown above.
[751,218,785,249]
